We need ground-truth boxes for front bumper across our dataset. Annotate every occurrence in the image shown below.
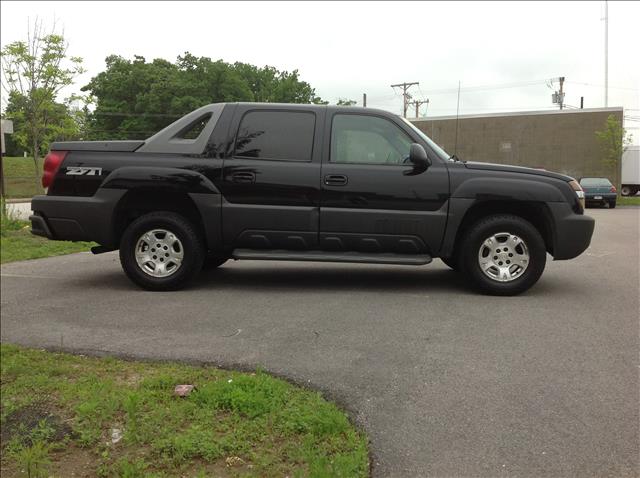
[548,203,595,260]
[30,189,126,246]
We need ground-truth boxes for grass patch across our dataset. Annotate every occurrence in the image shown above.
[0,344,369,477]
[1,214,93,264]
[2,157,45,199]
[617,196,640,206]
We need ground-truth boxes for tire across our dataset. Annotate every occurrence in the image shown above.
[202,254,229,270]
[459,214,546,296]
[620,186,631,197]
[119,211,205,291]
[609,200,616,209]
[440,256,458,271]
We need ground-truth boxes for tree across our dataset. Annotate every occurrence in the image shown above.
[336,98,357,106]
[595,114,633,189]
[4,91,83,151]
[1,19,84,176]
[82,53,326,140]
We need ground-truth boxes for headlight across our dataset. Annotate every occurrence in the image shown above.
[568,179,585,211]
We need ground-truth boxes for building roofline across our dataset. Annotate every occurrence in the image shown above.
[410,106,625,122]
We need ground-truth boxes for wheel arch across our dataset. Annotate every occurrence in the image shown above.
[441,200,555,259]
[112,189,222,251]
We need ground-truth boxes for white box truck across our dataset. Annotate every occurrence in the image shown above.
[621,146,640,196]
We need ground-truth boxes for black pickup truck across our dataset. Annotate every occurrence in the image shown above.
[30,102,594,295]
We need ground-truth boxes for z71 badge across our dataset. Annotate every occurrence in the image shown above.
[66,166,103,176]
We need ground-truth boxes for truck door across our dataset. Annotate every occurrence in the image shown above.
[319,111,449,254]
[220,106,324,249]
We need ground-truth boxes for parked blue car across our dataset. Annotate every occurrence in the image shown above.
[579,177,617,208]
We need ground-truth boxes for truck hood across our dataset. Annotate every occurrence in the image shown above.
[463,161,573,182]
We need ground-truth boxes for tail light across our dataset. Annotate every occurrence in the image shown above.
[42,151,68,188]
[610,186,617,193]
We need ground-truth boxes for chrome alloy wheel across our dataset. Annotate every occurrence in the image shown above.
[135,229,184,278]
[477,232,530,282]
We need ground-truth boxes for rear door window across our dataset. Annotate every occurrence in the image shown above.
[234,111,315,161]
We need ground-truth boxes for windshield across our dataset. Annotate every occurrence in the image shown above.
[580,178,612,187]
[400,117,451,161]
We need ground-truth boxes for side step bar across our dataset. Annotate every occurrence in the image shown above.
[232,249,432,266]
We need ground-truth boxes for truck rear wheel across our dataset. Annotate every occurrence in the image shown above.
[459,214,546,296]
[119,212,204,291]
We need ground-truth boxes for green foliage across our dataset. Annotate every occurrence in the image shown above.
[82,52,326,139]
[595,115,633,186]
[617,196,640,206]
[1,202,25,234]
[0,19,85,162]
[1,156,45,198]
[0,215,93,263]
[0,344,369,476]
[117,458,149,478]
[191,371,290,418]
[4,92,85,158]
[336,98,357,106]
[7,440,52,478]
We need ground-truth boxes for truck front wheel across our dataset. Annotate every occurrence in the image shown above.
[459,214,547,296]
[119,211,205,291]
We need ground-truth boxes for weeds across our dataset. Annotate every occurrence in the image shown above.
[0,344,369,476]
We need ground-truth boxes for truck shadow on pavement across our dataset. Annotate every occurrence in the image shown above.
[195,264,473,295]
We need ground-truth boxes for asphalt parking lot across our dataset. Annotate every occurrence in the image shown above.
[1,207,638,477]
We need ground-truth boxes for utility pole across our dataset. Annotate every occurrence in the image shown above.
[0,119,14,213]
[604,0,608,107]
[363,93,367,108]
[409,99,429,118]
[390,81,419,117]
[551,77,565,110]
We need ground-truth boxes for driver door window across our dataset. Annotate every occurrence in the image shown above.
[331,114,413,165]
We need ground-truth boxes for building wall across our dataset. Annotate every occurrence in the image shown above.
[411,107,624,182]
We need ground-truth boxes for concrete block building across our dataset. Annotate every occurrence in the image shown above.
[411,107,624,182]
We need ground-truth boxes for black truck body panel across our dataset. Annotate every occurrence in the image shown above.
[31,102,595,267]
[50,140,145,152]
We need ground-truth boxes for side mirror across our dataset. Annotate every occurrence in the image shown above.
[408,143,431,170]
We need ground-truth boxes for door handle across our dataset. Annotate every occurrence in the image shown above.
[231,172,256,184]
[324,174,348,186]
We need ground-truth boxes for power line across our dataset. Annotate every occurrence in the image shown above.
[566,81,638,91]
[417,79,549,95]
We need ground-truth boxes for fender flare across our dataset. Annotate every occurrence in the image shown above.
[102,167,223,250]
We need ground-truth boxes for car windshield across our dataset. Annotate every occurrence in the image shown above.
[400,117,451,161]
[580,178,612,187]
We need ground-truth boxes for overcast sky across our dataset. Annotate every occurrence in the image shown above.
[1,0,638,135]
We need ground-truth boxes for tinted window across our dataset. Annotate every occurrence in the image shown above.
[331,114,413,164]
[580,178,612,187]
[235,111,315,161]
[176,113,211,139]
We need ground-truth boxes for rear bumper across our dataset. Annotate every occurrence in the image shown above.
[29,214,53,239]
[585,193,616,202]
[30,189,126,246]
[548,203,595,260]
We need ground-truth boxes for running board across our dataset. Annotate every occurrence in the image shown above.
[232,249,432,265]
